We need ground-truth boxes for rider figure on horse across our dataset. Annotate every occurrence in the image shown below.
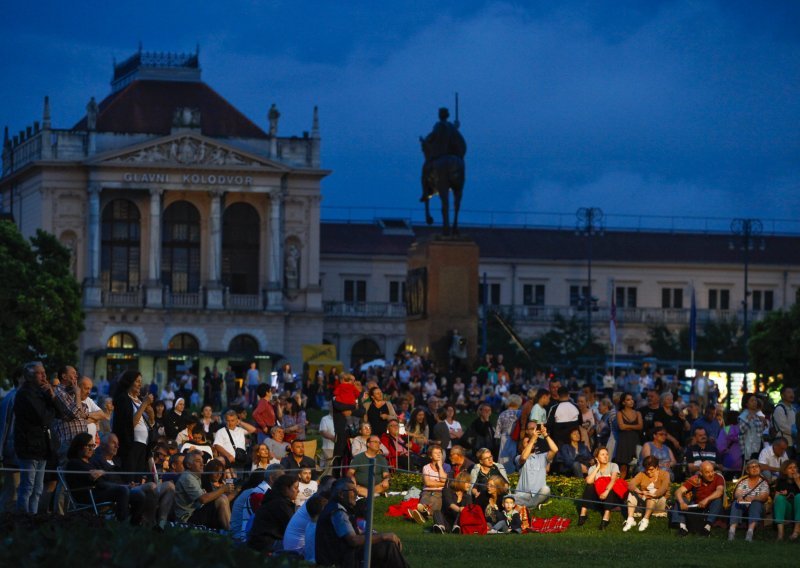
[420,107,467,202]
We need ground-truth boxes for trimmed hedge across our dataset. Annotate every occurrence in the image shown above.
[0,512,302,567]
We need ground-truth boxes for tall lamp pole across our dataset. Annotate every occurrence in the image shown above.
[730,218,764,390]
[576,207,604,348]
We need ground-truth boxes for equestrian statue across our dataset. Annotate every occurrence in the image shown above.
[419,103,467,236]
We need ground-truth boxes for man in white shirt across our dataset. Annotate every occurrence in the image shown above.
[79,376,109,442]
[318,409,336,473]
[213,410,256,467]
[296,468,319,507]
[758,438,789,482]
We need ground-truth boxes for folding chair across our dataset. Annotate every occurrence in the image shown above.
[56,467,115,516]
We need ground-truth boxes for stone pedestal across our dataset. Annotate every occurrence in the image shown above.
[406,237,479,371]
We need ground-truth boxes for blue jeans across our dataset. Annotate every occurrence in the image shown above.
[729,500,764,526]
[670,497,723,525]
[16,459,46,513]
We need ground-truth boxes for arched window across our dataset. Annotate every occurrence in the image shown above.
[101,199,141,292]
[106,331,139,385]
[229,334,259,355]
[107,332,138,350]
[167,333,199,382]
[222,202,260,294]
[350,338,382,368]
[168,333,199,351]
[162,201,200,293]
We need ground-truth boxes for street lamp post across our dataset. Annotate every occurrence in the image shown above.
[730,218,764,388]
[576,207,604,348]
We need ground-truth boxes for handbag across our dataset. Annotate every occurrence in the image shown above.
[225,427,250,467]
[594,475,629,499]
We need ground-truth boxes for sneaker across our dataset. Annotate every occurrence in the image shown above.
[728,528,736,541]
[432,524,445,534]
[599,519,610,531]
[679,527,689,537]
[638,518,650,532]
[703,524,711,537]
[409,510,426,525]
[487,529,498,534]
[622,518,636,532]
[452,525,461,534]
[577,515,587,526]
[745,529,754,542]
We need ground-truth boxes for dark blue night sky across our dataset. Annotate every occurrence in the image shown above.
[2,1,798,231]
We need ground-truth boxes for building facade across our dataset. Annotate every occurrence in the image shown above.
[3,50,800,384]
[320,221,800,367]
[1,49,328,383]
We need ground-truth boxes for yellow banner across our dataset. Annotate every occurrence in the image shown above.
[302,344,337,363]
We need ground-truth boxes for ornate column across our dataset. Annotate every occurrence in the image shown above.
[145,188,164,308]
[306,195,322,310]
[206,189,224,309]
[266,187,285,310]
[83,183,102,307]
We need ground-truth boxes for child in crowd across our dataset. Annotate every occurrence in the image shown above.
[489,495,523,534]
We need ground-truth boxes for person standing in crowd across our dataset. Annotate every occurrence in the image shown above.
[463,403,496,460]
[14,362,70,513]
[614,393,642,479]
[772,387,796,457]
[547,387,581,448]
[738,394,767,461]
[0,368,21,512]
[112,370,155,483]
[246,362,261,407]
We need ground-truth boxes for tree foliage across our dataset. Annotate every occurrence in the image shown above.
[537,314,605,365]
[0,221,84,382]
[749,304,800,388]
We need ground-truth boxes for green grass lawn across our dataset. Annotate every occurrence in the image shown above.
[370,496,797,568]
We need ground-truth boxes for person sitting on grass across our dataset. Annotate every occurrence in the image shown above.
[174,450,236,530]
[514,422,559,510]
[283,476,335,557]
[728,459,770,542]
[556,426,593,477]
[280,439,319,480]
[622,455,670,532]
[316,477,409,568]
[577,446,626,530]
[469,447,509,498]
[410,445,450,526]
[475,474,509,527]
[347,435,390,497]
[773,459,800,541]
[431,470,473,534]
[247,473,300,553]
[488,495,522,534]
[670,460,725,537]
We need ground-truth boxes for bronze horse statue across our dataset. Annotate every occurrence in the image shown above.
[420,108,466,236]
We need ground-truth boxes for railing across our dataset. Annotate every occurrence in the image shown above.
[101,289,144,307]
[324,302,407,318]
[225,292,262,310]
[165,291,202,308]
[480,305,771,326]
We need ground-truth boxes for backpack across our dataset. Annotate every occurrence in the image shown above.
[458,504,488,535]
[769,403,788,439]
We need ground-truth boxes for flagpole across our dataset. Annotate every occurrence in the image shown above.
[689,285,697,370]
[610,279,617,373]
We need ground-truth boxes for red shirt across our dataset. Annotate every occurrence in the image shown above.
[682,472,725,502]
[333,382,360,406]
[252,398,276,430]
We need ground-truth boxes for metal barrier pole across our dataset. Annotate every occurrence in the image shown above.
[362,457,376,567]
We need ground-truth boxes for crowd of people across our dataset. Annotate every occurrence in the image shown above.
[0,353,799,563]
